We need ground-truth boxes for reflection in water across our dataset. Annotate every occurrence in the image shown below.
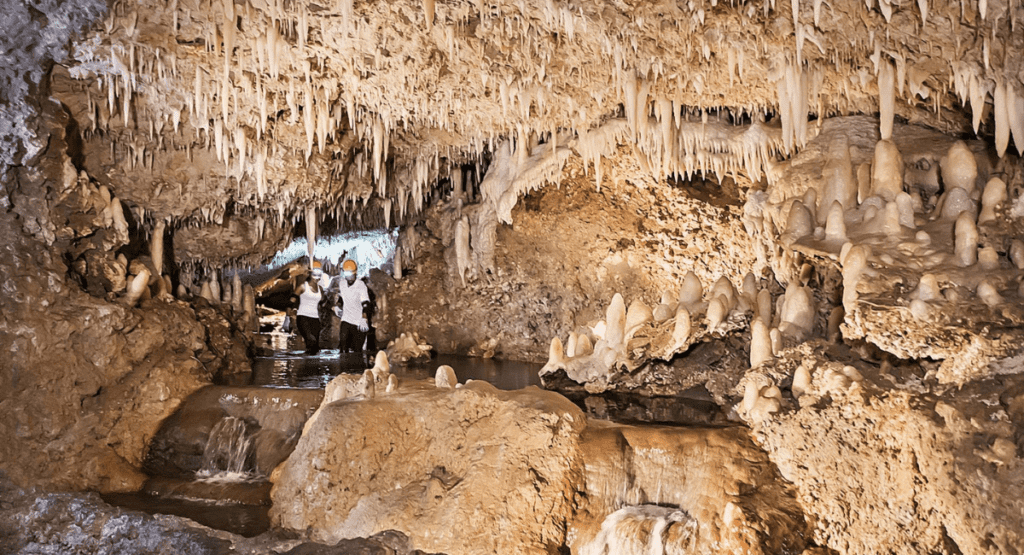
[101,491,270,538]
[224,335,543,391]
[113,334,730,539]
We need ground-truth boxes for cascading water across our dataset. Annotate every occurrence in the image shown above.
[579,505,698,555]
[196,416,257,481]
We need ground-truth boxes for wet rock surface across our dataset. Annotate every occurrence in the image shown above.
[272,380,588,554]
[0,474,432,555]
[272,377,808,555]
[0,92,254,493]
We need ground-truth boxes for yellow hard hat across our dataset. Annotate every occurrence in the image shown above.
[342,259,357,273]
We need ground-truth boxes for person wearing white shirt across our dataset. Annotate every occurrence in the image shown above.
[335,259,370,352]
[294,271,324,355]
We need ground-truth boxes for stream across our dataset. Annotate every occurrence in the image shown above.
[102,333,727,538]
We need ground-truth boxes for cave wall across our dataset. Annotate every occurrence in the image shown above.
[376,148,762,362]
[0,4,254,490]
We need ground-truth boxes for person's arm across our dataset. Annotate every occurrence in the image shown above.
[357,283,371,331]
[359,283,370,314]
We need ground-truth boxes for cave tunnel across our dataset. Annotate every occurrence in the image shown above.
[2,0,1024,553]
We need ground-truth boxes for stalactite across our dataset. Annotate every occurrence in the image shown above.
[306,206,317,263]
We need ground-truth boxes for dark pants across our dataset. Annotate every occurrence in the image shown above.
[338,321,366,352]
[297,315,322,355]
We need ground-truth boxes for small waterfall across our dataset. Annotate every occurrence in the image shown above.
[196,417,256,481]
[579,505,697,555]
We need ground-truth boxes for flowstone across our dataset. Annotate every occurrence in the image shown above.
[737,343,1024,555]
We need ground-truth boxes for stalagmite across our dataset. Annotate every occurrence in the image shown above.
[857,163,872,203]
[977,280,1003,307]
[740,273,758,308]
[870,140,904,201]
[954,211,978,267]
[878,60,895,139]
[914,274,941,301]
[792,364,812,398]
[110,199,129,244]
[779,282,814,341]
[231,273,243,313]
[940,142,978,195]
[605,293,626,347]
[827,307,844,341]
[896,192,916,228]
[125,269,151,307]
[200,280,214,303]
[1009,240,1024,269]
[979,177,1007,223]
[541,337,566,375]
[576,332,594,356]
[678,271,703,309]
[746,385,782,423]
[565,332,579,358]
[757,289,772,323]
[784,200,813,240]
[978,247,1000,270]
[740,381,760,416]
[653,302,674,322]
[455,216,471,287]
[209,270,221,302]
[393,246,403,279]
[361,370,376,399]
[819,136,857,220]
[150,221,165,276]
[940,187,975,221]
[877,201,903,236]
[824,201,846,242]
[243,285,256,333]
[708,277,735,312]
[672,306,691,347]
[435,365,458,389]
[770,328,783,355]
[803,189,818,224]
[706,297,727,332]
[750,318,773,368]
[624,301,653,340]
[370,351,391,383]
[910,299,931,320]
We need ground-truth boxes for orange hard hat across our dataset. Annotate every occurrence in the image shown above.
[342,259,357,273]
[312,260,322,269]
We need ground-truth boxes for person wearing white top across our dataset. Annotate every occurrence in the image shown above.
[335,259,370,352]
[295,272,323,354]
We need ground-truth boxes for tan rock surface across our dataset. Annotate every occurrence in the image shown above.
[271,380,587,554]
[741,344,1024,554]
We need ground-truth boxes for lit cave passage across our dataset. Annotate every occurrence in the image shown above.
[2,0,1024,553]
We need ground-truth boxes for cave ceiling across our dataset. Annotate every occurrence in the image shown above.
[47,0,1024,263]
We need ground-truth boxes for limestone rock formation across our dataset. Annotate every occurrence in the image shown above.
[3,0,1024,552]
[271,381,587,554]
[0,475,423,555]
[740,342,1024,554]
